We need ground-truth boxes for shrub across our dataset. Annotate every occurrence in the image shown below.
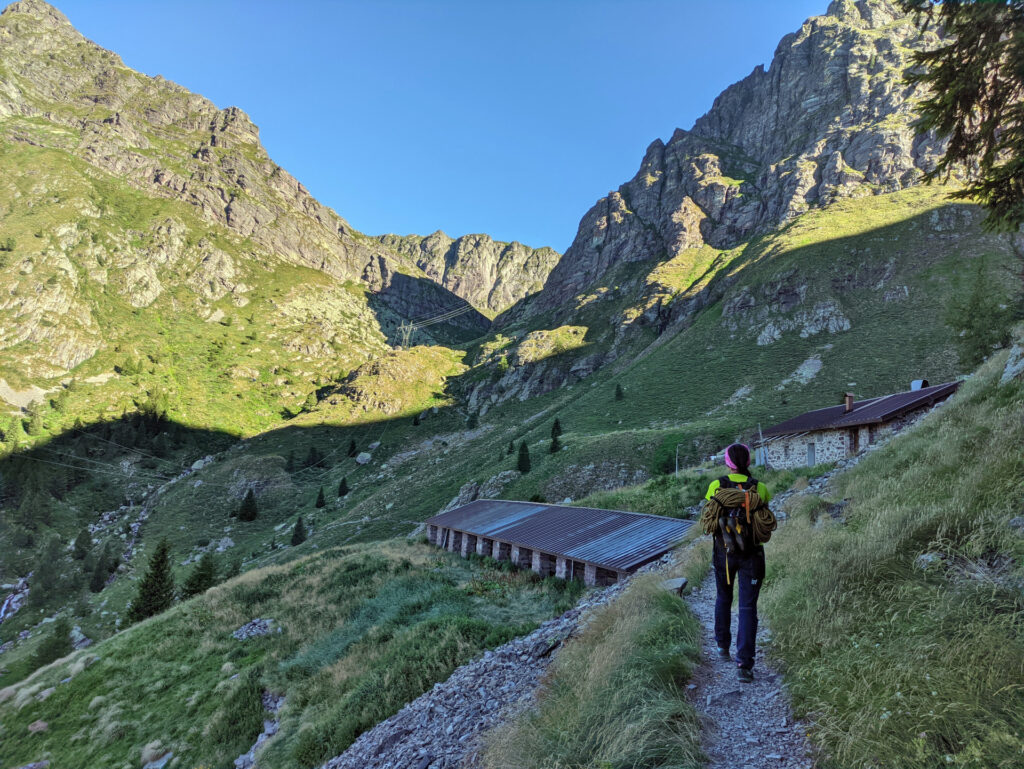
[238,489,258,521]
[31,618,72,669]
[517,441,531,473]
[291,516,307,546]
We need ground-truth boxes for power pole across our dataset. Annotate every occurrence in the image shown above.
[398,320,415,348]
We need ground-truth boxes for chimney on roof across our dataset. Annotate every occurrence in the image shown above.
[910,379,929,391]
[843,392,854,413]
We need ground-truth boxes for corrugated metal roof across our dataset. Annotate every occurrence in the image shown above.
[426,500,693,572]
[761,381,959,437]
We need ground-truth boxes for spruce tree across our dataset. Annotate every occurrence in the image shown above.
[284,450,295,473]
[315,486,326,508]
[32,617,72,668]
[338,476,349,497]
[347,439,357,457]
[550,435,562,454]
[73,528,91,560]
[305,445,321,468]
[466,412,479,429]
[181,552,218,598]
[30,536,63,606]
[412,413,421,426]
[551,418,562,439]
[517,441,531,473]
[223,558,242,581]
[238,489,258,521]
[291,516,307,546]
[507,440,514,456]
[615,383,624,401]
[127,539,175,623]
[89,556,107,593]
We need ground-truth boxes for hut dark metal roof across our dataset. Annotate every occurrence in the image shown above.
[761,381,959,438]
[425,500,693,572]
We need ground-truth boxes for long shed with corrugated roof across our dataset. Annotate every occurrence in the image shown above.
[425,499,693,585]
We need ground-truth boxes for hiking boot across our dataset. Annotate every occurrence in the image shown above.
[737,667,754,684]
[716,647,731,660]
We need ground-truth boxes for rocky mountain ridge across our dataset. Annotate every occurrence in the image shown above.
[376,231,560,317]
[523,0,948,318]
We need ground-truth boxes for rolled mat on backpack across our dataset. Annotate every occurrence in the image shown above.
[700,487,778,545]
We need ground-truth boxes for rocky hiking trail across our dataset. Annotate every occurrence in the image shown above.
[686,581,816,769]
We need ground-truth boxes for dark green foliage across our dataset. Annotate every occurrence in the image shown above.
[31,617,72,669]
[347,439,357,457]
[238,489,258,521]
[945,259,1014,367]
[0,236,15,251]
[88,556,107,593]
[303,391,318,411]
[550,435,562,454]
[412,413,420,426]
[507,440,514,456]
[24,401,44,436]
[73,528,91,560]
[181,551,218,598]
[551,418,562,439]
[223,558,242,580]
[291,516,307,546]
[904,0,1024,231]
[315,486,326,508]
[517,441,531,473]
[305,445,322,468]
[338,476,349,497]
[127,539,175,623]
[285,450,296,473]
[29,536,64,606]
[466,412,479,429]
[615,383,624,401]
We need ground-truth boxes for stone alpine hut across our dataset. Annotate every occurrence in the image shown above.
[758,380,959,469]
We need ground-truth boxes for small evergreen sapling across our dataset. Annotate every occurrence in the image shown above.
[73,528,91,560]
[291,516,307,546]
[507,440,514,456]
[550,435,562,454]
[338,476,349,497]
[517,441,531,473]
[238,489,258,521]
[127,539,175,623]
[32,617,72,668]
[551,418,562,439]
[315,486,326,508]
[182,551,217,598]
[347,439,358,457]
[89,556,107,593]
[615,384,624,401]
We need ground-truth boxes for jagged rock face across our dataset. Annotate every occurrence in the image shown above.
[376,231,560,315]
[530,0,946,315]
[0,0,389,283]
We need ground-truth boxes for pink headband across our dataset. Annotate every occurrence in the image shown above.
[724,443,750,470]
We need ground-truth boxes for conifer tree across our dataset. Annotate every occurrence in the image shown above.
[305,445,321,468]
[32,617,72,668]
[551,418,562,439]
[238,489,258,521]
[73,528,91,560]
[507,440,514,456]
[291,516,307,546]
[24,401,44,436]
[284,450,295,473]
[30,536,63,606]
[550,435,562,454]
[615,383,624,401]
[89,556,107,593]
[127,539,175,623]
[338,476,349,497]
[412,413,421,426]
[517,441,531,473]
[223,558,242,581]
[347,439,357,457]
[315,486,326,508]
[466,412,479,429]
[182,551,218,598]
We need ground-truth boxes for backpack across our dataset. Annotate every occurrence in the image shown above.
[712,475,761,556]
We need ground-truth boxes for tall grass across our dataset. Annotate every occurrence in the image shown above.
[480,558,705,769]
[762,356,1024,769]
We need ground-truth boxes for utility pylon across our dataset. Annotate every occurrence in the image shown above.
[398,320,415,348]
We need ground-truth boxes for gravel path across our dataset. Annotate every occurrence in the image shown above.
[686,577,816,769]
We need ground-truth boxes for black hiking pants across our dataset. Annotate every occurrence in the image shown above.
[713,544,765,670]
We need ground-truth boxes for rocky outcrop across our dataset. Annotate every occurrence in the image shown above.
[526,0,947,317]
[376,231,560,315]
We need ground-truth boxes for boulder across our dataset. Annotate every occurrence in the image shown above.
[355,452,372,465]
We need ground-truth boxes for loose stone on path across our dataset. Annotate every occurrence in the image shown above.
[686,580,817,769]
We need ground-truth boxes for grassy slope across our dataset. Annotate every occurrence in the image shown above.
[0,540,584,769]
[762,350,1024,769]
[484,348,1023,769]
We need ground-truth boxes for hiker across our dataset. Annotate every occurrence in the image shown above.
[701,443,776,683]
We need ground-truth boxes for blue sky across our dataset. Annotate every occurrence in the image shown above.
[57,0,826,251]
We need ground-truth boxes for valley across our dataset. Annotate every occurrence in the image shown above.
[1,1,1022,768]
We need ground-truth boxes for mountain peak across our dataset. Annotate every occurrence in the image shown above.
[2,0,72,28]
